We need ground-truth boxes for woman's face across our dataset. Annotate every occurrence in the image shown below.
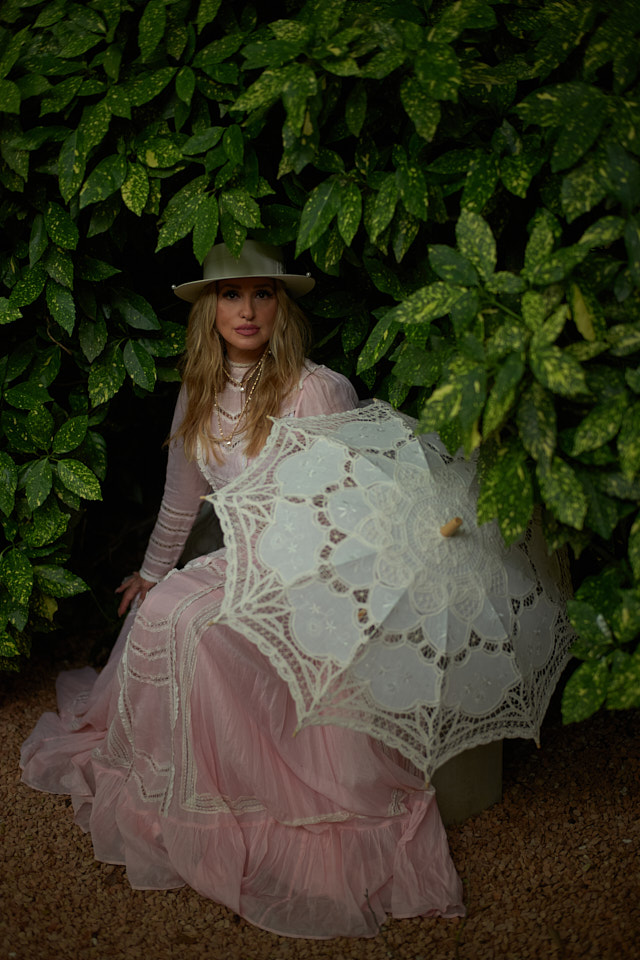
[214,277,278,363]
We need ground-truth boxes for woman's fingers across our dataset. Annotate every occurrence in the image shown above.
[115,573,155,616]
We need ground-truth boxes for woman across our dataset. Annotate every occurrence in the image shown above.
[20,240,464,938]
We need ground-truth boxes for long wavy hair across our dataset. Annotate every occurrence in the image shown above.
[173,280,311,461]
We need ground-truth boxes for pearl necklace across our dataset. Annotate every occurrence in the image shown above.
[212,351,269,447]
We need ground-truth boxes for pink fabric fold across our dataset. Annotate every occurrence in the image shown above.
[21,553,464,938]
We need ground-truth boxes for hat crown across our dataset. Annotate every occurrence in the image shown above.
[172,239,314,302]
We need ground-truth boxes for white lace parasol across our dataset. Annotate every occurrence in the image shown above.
[209,401,575,778]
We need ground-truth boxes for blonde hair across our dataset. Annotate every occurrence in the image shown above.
[174,280,311,461]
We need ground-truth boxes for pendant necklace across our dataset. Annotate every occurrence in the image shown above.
[213,350,269,447]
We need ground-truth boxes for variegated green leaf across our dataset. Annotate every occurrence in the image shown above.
[561,659,610,723]
[79,316,108,364]
[561,157,608,223]
[429,246,477,286]
[461,152,499,213]
[193,196,219,263]
[630,512,640,582]
[400,77,440,141]
[395,159,429,221]
[24,458,52,510]
[219,189,261,229]
[0,549,33,606]
[387,282,466,326]
[22,498,69,549]
[52,416,88,455]
[33,565,88,599]
[483,353,525,436]
[365,173,398,243]
[569,282,607,341]
[8,264,47,308]
[571,394,627,456]
[337,181,362,247]
[618,401,640,478]
[121,162,149,217]
[345,80,367,136]
[530,345,587,397]
[45,280,75,335]
[58,130,86,203]
[356,312,401,374]
[608,319,640,357]
[57,459,102,501]
[537,458,588,529]
[139,0,166,61]
[607,649,640,711]
[79,155,127,210]
[476,440,533,544]
[296,178,342,255]
[88,343,126,406]
[516,382,556,468]
[455,209,495,280]
[4,381,52,410]
[44,202,79,250]
[123,341,156,391]
[112,291,160,331]
[566,600,614,659]
[0,452,18,516]
[414,42,461,102]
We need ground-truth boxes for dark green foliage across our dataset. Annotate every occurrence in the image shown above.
[1,0,639,721]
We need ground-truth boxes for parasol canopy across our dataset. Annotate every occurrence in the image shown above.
[209,401,574,779]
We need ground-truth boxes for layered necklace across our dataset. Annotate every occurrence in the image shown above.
[212,349,269,448]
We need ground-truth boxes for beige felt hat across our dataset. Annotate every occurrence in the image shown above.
[172,240,315,302]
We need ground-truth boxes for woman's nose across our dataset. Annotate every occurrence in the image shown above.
[239,295,254,318]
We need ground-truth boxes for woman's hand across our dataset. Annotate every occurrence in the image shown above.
[115,571,156,617]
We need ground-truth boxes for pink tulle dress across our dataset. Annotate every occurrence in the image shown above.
[20,360,464,939]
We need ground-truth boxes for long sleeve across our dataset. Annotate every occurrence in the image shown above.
[294,364,358,417]
[139,387,209,582]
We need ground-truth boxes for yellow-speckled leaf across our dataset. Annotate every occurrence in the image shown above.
[57,459,102,501]
[24,458,52,510]
[193,196,219,263]
[139,0,166,61]
[88,343,126,406]
[296,177,342,255]
[414,42,461,102]
[483,353,525,436]
[58,130,86,203]
[79,155,127,210]
[337,181,361,247]
[356,312,401,374]
[561,659,610,723]
[45,280,75,335]
[476,440,533,544]
[571,394,627,456]
[630,512,640,582]
[52,415,88,455]
[44,202,79,250]
[607,649,640,710]
[516,381,556,468]
[618,401,640,478]
[400,77,440,141]
[0,549,33,606]
[537,457,588,529]
[455,209,495,280]
[530,345,587,397]
[123,340,156,391]
[0,451,18,516]
[121,162,149,217]
[33,565,88,598]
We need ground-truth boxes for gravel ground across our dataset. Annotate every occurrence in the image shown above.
[1,639,638,960]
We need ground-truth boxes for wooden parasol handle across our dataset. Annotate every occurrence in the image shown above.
[440,517,463,537]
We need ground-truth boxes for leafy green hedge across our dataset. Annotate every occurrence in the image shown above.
[1,0,639,722]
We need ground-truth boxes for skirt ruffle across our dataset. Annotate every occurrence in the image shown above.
[21,555,464,939]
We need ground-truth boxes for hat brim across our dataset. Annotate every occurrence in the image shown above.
[172,272,315,303]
